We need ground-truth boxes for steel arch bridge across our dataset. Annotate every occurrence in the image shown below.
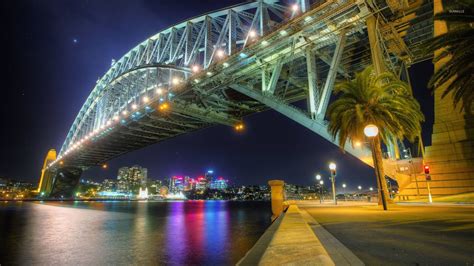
[38,0,434,198]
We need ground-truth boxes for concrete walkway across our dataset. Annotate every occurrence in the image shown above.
[239,205,363,265]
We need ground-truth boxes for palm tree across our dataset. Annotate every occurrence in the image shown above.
[427,0,474,112]
[327,66,424,208]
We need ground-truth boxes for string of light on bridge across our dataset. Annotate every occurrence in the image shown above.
[47,3,304,169]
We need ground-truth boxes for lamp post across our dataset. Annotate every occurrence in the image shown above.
[342,183,347,201]
[319,180,324,203]
[329,162,337,205]
[316,174,322,203]
[364,124,388,210]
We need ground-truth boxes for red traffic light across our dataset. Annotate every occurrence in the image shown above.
[424,165,430,174]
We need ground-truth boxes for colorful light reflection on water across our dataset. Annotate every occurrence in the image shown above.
[0,200,271,265]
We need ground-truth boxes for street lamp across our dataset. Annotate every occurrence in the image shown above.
[315,174,322,203]
[364,124,388,211]
[342,183,347,201]
[329,162,337,205]
[319,180,324,203]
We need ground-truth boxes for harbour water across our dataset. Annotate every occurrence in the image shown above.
[0,200,271,265]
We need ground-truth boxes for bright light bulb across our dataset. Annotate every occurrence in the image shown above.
[172,77,180,85]
[113,115,119,121]
[156,88,163,94]
[364,124,379,137]
[192,65,200,73]
[216,49,225,58]
[248,30,257,38]
[131,104,138,110]
[291,4,299,12]
[329,162,336,170]
[143,96,149,103]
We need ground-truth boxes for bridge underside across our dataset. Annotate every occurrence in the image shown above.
[43,0,439,197]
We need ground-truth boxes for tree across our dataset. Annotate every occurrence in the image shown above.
[327,66,424,207]
[427,0,474,112]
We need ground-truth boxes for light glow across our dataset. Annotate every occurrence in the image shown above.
[329,162,336,170]
[216,49,225,58]
[143,96,149,103]
[248,29,257,38]
[131,104,138,110]
[291,4,299,12]
[172,77,180,85]
[192,65,200,73]
[364,124,379,137]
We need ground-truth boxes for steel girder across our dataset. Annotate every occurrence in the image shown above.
[51,0,434,170]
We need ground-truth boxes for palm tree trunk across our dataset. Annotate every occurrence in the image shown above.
[371,135,390,210]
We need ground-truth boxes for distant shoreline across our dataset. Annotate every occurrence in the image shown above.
[1,198,270,202]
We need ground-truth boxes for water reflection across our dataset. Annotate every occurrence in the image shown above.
[0,201,270,265]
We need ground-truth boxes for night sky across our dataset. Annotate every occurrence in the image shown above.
[1,0,434,189]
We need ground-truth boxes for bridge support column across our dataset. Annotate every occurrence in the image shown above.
[268,180,285,220]
[48,167,83,199]
[37,149,57,196]
[421,0,474,196]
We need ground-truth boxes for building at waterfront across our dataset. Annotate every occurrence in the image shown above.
[116,165,148,194]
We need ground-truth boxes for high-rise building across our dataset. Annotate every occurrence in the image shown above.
[210,177,228,190]
[101,179,116,192]
[116,165,148,194]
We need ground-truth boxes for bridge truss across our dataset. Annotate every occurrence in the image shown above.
[41,0,434,196]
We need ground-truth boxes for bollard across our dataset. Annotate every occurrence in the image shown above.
[268,180,285,220]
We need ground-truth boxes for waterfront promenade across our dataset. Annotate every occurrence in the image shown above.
[241,201,474,265]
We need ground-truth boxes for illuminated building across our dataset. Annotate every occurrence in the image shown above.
[210,177,228,190]
[100,179,116,192]
[116,165,148,194]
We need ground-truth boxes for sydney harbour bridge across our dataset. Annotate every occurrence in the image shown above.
[37,0,435,198]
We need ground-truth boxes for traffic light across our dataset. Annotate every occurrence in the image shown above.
[424,165,430,174]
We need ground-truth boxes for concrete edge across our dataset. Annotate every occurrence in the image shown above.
[299,208,365,266]
[236,211,286,266]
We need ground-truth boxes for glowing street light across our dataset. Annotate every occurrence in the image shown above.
[342,183,347,201]
[102,164,108,169]
[329,162,337,205]
[364,124,379,137]
[370,187,374,191]
[319,180,324,203]
[358,185,362,190]
[364,124,388,210]
[315,175,322,203]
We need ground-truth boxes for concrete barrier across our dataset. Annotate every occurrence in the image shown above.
[238,205,334,266]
